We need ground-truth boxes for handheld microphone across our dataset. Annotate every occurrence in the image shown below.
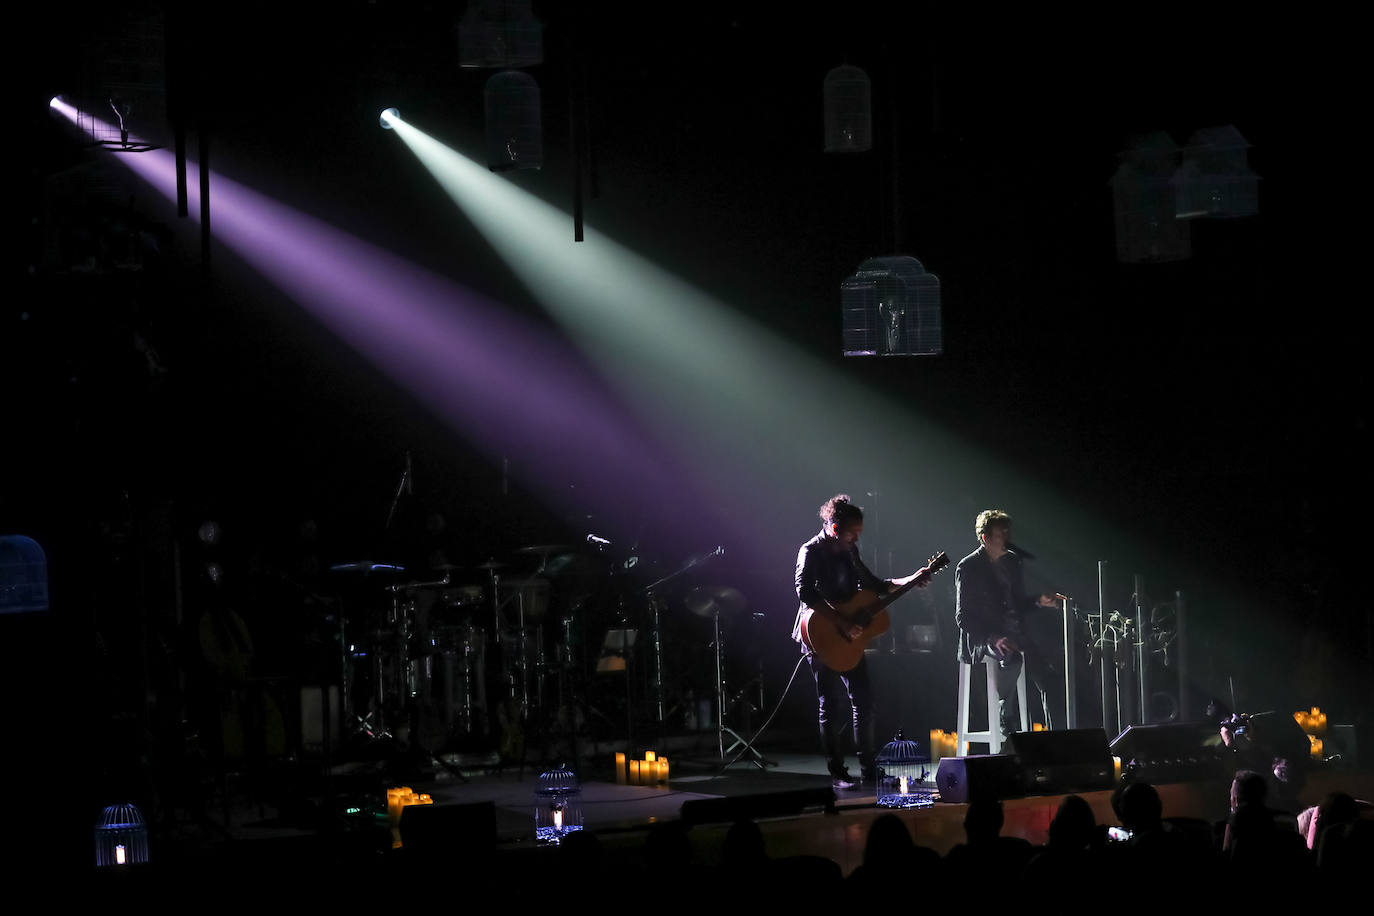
[587,533,611,546]
[1006,541,1035,561]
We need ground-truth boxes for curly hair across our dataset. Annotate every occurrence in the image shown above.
[975,509,1011,539]
[819,493,864,530]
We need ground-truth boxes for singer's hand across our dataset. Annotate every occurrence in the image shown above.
[993,636,1019,656]
[1037,594,1061,608]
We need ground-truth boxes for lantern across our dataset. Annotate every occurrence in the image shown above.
[95,803,149,867]
[534,763,583,844]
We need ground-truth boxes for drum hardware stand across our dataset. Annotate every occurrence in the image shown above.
[711,605,775,770]
[640,546,726,737]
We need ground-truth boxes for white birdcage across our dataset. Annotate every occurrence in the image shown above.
[1172,125,1259,219]
[841,256,942,356]
[824,65,872,153]
[485,71,542,172]
[459,0,543,69]
[1110,132,1191,264]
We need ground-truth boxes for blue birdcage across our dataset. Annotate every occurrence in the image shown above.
[0,536,49,615]
[841,256,942,356]
[876,733,933,808]
[94,803,149,866]
[534,764,583,844]
[485,70,542,172]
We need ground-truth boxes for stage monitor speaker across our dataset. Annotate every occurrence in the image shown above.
[680,788,835,826]
[1009,727,1114,795]
[934,754,1024,804]
[1109,722,1228,784]
[399,801,496,855]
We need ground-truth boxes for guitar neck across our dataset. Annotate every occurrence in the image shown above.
[872,568,932,612]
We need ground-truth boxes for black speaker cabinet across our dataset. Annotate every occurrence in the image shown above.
[934,754,1024,804]
[399,800,496,854]
[680,788,836,826]
[1009,728,1115,795]
[1109,722,1229,783]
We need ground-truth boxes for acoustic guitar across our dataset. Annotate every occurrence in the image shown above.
[800,551,949,672]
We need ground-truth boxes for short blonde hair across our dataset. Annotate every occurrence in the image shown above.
[975,509,1011,539]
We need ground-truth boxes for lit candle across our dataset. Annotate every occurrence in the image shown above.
[659,758,669,784]
[645,751,657,763]
[899,775,909,795]
[630,760,641,785]
[615,752,627,784]
[553,807,564,832]
[114,844,126,865]
[1113,756,1122,781]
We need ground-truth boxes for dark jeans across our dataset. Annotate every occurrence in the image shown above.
[994,643,1063,737]
[809,654,876,776]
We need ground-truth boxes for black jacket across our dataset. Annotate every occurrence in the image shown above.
[954,545,1039,663]
[793,530,887,643]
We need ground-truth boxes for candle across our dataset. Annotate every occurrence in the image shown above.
[630,760,641,785]
[553,808,563,832]
[114,844,126,865]
[615,752,627,784]
[899,775,909,795]
[659,758,669,784]
[1113,756,1122,781]
[645,751,657,763]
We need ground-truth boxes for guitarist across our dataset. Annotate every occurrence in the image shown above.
[954,509,1062,741]
[794,494,929,789]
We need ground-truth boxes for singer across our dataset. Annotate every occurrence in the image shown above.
[954,509,1063,739]
[794,494,905,789]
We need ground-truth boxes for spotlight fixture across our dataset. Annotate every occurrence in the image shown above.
[49,96,60,108]
[380,107,399,129]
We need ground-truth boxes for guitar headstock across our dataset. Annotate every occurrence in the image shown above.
[925,551,950,574]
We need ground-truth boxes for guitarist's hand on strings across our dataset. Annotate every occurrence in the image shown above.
[821,605,864,642]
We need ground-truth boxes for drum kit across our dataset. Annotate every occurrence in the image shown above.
[324,546,587,755]
[319,535,756,766]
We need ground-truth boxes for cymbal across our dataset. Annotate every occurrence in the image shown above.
[473,559,508,570]
[329,561,406,573]
[684,586,748,618]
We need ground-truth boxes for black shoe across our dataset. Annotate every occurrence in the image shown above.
[831,770,859,790]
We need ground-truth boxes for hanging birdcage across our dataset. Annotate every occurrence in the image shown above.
[1110,132,1190,263]
[841,256,942,356]
[823,65,871,153]
[485,70,542,172]
[1172,125,1259,219]
[459,0,543,69]
[0,535,49,614]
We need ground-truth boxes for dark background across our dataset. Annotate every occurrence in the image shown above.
[5,2,1368,846]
